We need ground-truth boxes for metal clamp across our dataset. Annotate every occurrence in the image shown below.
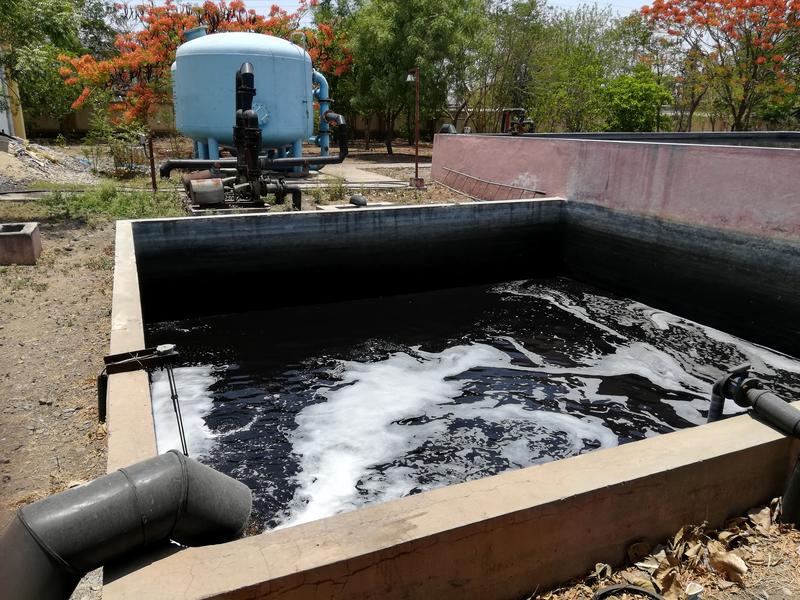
[97,344,189,456]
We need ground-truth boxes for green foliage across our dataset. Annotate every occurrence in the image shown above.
[82,104,148,177]
[604,65,672,131]
[14,44,81,123]
[460,2,633,133]
[344,0,486,150]
[1,0,123,128]
[0,0,80,53]
[42,184,183,222]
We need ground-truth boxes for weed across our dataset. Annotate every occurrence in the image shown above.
[326,178,348,204]
[41,185,184,221]
[10,276,48,292]
[85,255,114,271]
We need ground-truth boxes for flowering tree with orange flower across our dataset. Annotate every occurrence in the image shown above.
[59,0,351,124]
[642,0,799,129]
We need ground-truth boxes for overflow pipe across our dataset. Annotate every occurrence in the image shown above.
[0,450,251,600]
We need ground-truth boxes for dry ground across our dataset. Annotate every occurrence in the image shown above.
[2,139,799,600]
[0,206,112,529]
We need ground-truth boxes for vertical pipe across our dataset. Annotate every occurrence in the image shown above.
[312,70,330,157]
[197,141,208,160]
[414,68,420,184]
[148,135,157,192]
[292,139,303,174]
[208,137,220,160]
[193,140,200,159]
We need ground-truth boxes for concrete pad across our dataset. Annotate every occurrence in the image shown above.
[320,163,401,183]
[0,222,41,265]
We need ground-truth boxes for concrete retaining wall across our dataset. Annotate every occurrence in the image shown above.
[105,199,800,599]
[431,135,800,240]
[132,200,565,322]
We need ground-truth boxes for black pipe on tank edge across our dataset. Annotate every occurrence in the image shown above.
[706,367,800,528]
[0,450,252,600]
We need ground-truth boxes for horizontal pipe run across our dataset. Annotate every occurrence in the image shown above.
[747,388,800,437]
[160,116,348,178]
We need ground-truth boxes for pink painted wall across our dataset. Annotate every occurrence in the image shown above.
[432,135,800,239]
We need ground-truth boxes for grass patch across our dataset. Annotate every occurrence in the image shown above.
[9,276,48,292]
[309,177,348,204]
[41,184,184,222]
[85,255,114,271]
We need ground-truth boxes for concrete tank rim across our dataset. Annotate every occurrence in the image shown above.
[176,31,309,61]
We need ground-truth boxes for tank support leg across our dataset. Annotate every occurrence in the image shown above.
[208,138,220,160]
[292,139,303,174]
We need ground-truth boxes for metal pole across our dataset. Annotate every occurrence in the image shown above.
[415,67,420,183]
[148,134,157,192]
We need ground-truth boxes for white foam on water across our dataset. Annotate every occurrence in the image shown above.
[280,341,631,528]
[620,300,800,378]
[500,335,710,394]
[151,366,217,457]
[279,344,510,526]
[149,280,800,530]
[496,281,624,338]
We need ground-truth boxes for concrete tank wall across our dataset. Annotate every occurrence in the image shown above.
[431,135,800,240]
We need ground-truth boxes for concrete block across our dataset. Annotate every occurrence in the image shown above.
[0,222,41,265]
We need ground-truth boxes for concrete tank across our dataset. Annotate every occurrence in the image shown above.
[173,29,314,159]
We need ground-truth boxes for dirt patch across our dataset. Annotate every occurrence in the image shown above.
[0,140,100,192]
[0,211,112,530]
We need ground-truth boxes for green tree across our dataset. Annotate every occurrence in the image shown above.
[604,64,672,131]
[345,0,485,153]
[0,0,121,128]
[525,6,619,132]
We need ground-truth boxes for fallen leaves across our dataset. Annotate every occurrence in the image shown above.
[708,544,748,585]
[534,500,795,600]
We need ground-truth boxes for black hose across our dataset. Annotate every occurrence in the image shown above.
[706,364,750,424]
[593,584,664,599]
[782,458,800,527]
[744,387,800,437]
[288,186,302,210]
[706,368,800,528]
[707,379,726,423]
[0,450,251,600]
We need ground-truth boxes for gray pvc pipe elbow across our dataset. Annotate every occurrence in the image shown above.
[0,450,252,600]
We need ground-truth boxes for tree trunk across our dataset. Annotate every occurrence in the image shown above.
[384,111,394,156]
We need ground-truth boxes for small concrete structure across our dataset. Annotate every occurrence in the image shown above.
[0,222,41,265]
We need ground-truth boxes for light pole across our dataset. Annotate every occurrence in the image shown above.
[406,67,425,189]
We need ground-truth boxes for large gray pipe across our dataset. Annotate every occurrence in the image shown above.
[0,450,252,599]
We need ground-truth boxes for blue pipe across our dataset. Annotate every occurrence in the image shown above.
[312,70,330,158]
[291,139,303,174]
[197,141,208,160]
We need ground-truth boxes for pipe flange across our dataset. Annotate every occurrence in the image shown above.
[733,377,764,408]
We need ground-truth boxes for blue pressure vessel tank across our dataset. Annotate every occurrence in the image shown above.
[173,28,315,160]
